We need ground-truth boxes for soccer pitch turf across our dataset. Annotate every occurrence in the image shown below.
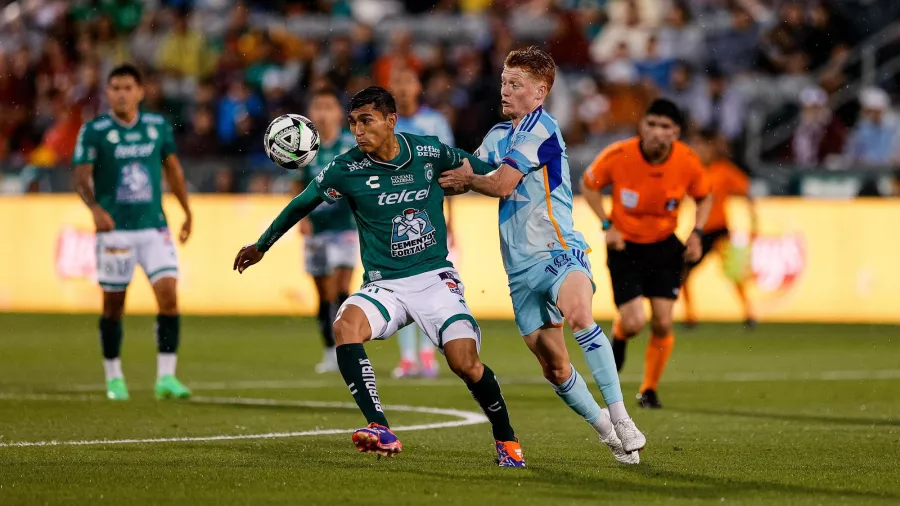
[0,314,898,505]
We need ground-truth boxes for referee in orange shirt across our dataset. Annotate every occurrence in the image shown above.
[581,99,712,409]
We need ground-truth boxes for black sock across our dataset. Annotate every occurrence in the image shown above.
[336,344,389,427]
[156,314,180,354]
[467,364,516,442]
[317,300,335,348]
[99,317,123,359]
[612,339,626,371]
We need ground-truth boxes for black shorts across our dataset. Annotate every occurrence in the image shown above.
[686,227,730,270]
[607,235,686,307]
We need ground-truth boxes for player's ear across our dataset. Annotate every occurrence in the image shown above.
[387,112,397,129]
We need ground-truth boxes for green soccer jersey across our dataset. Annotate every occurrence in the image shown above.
[313,133,474,284]
[298,130,357,234]
[72,112,177,231]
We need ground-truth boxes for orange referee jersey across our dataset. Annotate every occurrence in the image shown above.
[704,159,749,232]
[583,137,710,244]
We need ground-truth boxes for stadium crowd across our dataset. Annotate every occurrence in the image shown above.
[0,0,898,194]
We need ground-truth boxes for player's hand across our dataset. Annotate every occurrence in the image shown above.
[179,213,192,244]
[685,232,702,263]
[299,219,312,236]
[392,216,403,224]
[233,243,265,274]
[605,225,625,251]
[438,159,474,193]
[91,205,115,233]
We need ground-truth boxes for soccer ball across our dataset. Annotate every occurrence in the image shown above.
[263,114,320,170]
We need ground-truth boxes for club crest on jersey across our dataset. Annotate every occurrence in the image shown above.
[620,188,639,209]
[106,130,120,144]
[147,125,158,140]
[512,133,527,147]
[116,162,152,203]
[390,208,436,257]
[424,164,433,182]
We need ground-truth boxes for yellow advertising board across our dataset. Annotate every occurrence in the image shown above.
[1,195,898,322]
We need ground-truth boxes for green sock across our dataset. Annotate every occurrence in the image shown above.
[336,344,389,427]
[467,364,516,441]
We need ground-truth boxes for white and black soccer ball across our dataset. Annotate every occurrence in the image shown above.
[263,114,320,170]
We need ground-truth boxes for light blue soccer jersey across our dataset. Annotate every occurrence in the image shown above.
[475,106,589,274]
[395,106,455,147]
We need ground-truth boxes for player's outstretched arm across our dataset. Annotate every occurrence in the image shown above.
[74,163,115,232]
[162,154,193,244]
[439,160,523,198]
[235,184,324,274]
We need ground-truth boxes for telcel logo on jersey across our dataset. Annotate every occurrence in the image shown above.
[416,145,441,158]
[114,143,155,159]
[377,187,429,205]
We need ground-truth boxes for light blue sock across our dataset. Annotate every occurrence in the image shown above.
[397,324,418,362]
[418,328,431,351]
[574,323,624,405]
[552,365,602,425]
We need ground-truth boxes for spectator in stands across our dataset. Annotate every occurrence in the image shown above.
[130,10,163,68]
[589,0,650,63]
[155,8,215,88]
[657,1,705,67]
[699,67,746,142]
[844,87,899,167]
[664,62,706,130]
[179,106,221,158]
[603,41,639,84]
[635,36,675,91]
[372,29,422,89]
[786,86,847,166]
[217,80,264,145]
[706,6,761,76]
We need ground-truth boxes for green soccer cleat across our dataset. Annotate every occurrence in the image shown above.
[155,375,191,400]
[106,378,130,401]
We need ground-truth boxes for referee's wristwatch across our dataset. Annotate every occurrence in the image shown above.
[601,219,612,231]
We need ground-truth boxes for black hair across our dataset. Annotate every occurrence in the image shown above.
[108,63,143,85]
[644,98,684,128]
[348,86,396,117]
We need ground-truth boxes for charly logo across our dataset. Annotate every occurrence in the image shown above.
[366,176,381,189]
[424,163,433,183]
[390,208,437,257]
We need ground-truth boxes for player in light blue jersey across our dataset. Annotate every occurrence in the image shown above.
[389,67,457,379]
[439,47,646,462]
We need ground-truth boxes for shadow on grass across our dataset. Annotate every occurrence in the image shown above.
[398,460,898,502]
[672,407,899,428]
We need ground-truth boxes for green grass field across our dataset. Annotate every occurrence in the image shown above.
[0,314,898,505]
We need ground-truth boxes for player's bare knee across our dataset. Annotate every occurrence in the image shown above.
[621,313,646,336]
[650,314,673,336]
[447,353,483,383]
[102,292,126,319]
[566,306,595,333]
[542,362,571,386]
[333,305,370,345]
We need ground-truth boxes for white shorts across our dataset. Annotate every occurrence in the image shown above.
[96,228,178,292]
[337,268,480,352]
[304,231,359,277]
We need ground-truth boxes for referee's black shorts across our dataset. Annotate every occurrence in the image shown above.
[606,234,686,307]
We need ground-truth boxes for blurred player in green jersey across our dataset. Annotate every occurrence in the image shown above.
[73,64,192,401]
[291,87,359,373]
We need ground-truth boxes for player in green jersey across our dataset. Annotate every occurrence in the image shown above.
[291,87,359,374]
[73,64,192,401]
[234,87,525,466]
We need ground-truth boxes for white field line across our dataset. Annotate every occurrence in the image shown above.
[47,368,900,393]
[0,396,488,448]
